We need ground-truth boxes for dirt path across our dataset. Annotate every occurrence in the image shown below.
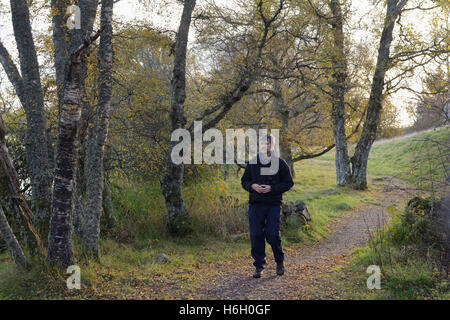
[197,180,412,300]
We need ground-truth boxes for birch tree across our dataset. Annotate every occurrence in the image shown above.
[82,0,114,257]
[0,206,26,269]
[327,0,352,186]
[47,27,104,267]
[46,0,102,266]
[308,0,448,189]
[160,0,197,234]
[49,0,100,238]
[0,115,45,257]
[350,0,410,189]
[0,0,52,237]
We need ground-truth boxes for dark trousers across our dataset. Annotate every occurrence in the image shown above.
[248,203,284,268]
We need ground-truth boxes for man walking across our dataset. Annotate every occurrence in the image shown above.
[241,133,294,278]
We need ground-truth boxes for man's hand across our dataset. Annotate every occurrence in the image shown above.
[259,185,272,193]
[251,184,264,193]
[252,184,272,193]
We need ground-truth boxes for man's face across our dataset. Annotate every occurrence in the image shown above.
[259,138,272,155]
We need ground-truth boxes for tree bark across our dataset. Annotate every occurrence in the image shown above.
[47,28,104,267]
[50,1,99,238]
[350,0,408,189]
[328,0,351,186]
[71,0,100,238]
[52,0,99,112]
[8,0,52,238]
[47,63,81,267]
[50,0,70,106]
[160,0,196,229]
[0,116,45,256]
[273,79,295,177]
[72,143,87,237]
[82,0,114,257]
[0,206,27,269]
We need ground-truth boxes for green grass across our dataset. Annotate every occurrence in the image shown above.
[368,126,449,188]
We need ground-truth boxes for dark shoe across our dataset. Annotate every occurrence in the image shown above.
[253,267,263,278]
[276,263,284,276]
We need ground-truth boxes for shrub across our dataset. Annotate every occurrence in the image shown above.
[108,170,249,244]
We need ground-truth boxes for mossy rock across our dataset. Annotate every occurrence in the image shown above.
[152,253,170,264]
[401,196,439,244]
[282,201,311,227]
[405,196,433,218]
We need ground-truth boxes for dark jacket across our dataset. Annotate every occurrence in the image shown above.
[241,154,294,205]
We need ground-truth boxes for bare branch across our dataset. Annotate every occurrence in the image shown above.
[0,41,25,105]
